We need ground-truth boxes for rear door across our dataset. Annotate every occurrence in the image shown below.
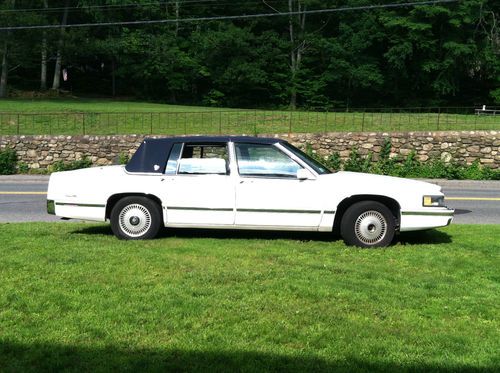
[163,142,235,226]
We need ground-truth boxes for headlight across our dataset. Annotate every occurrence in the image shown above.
[422,195,445,207]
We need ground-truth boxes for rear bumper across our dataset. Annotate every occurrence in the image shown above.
[400,208,454,232]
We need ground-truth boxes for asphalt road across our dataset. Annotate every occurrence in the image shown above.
[0,175,499,224]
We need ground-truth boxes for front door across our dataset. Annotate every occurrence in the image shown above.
[233,143,322,230]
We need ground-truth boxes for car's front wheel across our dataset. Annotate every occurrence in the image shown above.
[340,201,395,248]
[110,196,162,240]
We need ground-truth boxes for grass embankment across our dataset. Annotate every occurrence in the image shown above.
[0,99,498,135]
[0,223,498,372]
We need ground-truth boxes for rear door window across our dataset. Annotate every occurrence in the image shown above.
[177,143,229,175]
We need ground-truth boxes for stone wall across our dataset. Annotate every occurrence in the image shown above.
[281,130,499,168]
[0,130,498,170]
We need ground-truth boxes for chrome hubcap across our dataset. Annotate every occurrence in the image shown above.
[354,210,387,245]
[118,204,152,237]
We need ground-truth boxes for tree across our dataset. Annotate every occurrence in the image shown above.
[288,0,307,109]
[0,0,16,98]
[40,0,48,90]
[0,0,498,107]
[51,0,69,91]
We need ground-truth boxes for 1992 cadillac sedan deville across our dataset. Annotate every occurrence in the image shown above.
[47,136,454,247]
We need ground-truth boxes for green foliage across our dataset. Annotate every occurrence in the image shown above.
[0,148,17,175]
[396,150,420,177]
[343,149,373,174]
[202,89,225,107]
[303,140,500,180]
[118,153,129,165]
[51,158,93,172]
[16,161,29,174]
[457,159,483,180]
[304,142,316,159]
[490,88,500,104]
[373,138,397,175]
[2,0,499,107]
[327,152,342,171]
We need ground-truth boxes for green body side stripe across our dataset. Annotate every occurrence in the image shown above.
[56,202,105,208]
[401,211,454,217]
[167,206,233,212]
[168,207,335,214]
[237,208,321,214]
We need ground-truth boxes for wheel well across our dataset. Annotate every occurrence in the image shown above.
[105,193,163,220]
[333,195,400,233]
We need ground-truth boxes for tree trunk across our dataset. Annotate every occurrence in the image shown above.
[0,40,8,98]
[52,1,69,91]
[0,0,15,98]
[111,58,116,97]
[40,0,48,90]
[175,1,180,37]
[288,0,306,110]
[41,35,47,90]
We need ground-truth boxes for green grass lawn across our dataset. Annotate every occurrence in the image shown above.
[0,98,226,113]
[0,99,498,135]
[0,223,498,372]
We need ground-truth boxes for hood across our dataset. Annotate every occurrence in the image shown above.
[321,171,442,196]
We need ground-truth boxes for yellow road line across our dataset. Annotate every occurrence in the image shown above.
[447,197,500,201]
[0,191,47,195]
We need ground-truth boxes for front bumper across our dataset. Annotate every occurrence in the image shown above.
[399,208,454,232]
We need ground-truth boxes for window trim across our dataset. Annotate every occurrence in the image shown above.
[234,142,305,179]
[164,142,184,175]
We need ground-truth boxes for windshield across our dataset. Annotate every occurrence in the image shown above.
[280,142,332,175]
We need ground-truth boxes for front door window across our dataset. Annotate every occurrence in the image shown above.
[235,143,301,178]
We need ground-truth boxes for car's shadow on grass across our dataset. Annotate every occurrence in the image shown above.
[0,340,488,373]
[72,225,337,242]
[398,229,452,245]
[72,225,452,246]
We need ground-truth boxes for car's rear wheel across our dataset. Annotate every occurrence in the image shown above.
[340,201,395,248]
[110,196,162,240]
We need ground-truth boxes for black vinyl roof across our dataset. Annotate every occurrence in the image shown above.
[147,135,280,145]
[125,136,282,173]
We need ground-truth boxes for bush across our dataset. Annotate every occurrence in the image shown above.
[326,151,342,171]
[17,162,29,174]
[51,158,93,172]
[376,138,397,175]
[118,153,130,165]
[302,141,499,181]
[0,148,18,175]
[343,148,371,173]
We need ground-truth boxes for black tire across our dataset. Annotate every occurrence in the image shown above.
[110,196,162,240]
[340,201,396,248]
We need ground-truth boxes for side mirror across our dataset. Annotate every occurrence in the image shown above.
[297,168,315,180]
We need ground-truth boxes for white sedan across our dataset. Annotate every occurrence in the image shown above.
[47,136,454,247]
